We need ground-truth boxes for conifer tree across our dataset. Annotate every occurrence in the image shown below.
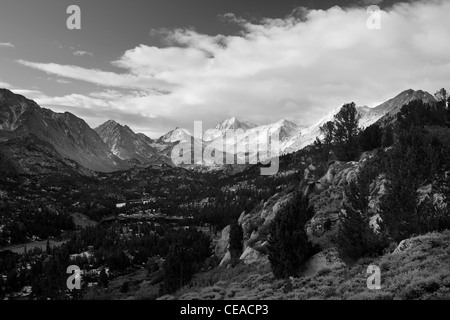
[229,222,243,260]
[333,103,361,161]
[99,268,109,288]
[337,162,388,259]
[268,193,314,279]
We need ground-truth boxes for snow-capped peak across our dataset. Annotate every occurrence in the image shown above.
[214,117,257,131]
[158,127,192,143]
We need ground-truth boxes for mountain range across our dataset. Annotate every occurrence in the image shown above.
[0,87,436,174]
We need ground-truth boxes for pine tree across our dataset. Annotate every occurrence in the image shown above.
[99,268,109,288]
[333,103,361,161]
[161,244,194,294]
[358,123,382,151]
[337,161,388,259]
[229,222,243,260]
[434,88,448,107]
[46,239,51,255]
[382,126,394,148]
[380,145,420,242]
[319,121,335,148]
[268,193,314,279]
[0,277,4,297]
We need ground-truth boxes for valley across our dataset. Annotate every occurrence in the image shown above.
[0,87,450,300]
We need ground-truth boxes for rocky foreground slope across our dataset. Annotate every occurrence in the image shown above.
[212,148,447,268]
[160,230,450,300]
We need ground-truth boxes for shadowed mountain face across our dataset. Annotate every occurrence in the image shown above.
[374,89,436,126]
[0,134,93,176]
[95,120,160,164]
[0,89,128,173]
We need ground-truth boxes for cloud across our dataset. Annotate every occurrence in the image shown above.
[10,89,47,100]
[73,50,93,56]
[16,59,175,92]
[15,0,450,137]
[0,80,46,100]
[0,79,12,88]
[0,42,14,48]
[55,78,71,84]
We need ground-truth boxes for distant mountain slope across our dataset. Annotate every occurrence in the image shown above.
[204,117,258,141]
[374,89,436,126]
[0,87,436,172]
[0,135,93,176]
[157,127,194,144]
[284,89,436,154]
[152,88,435,166]
[95,120,160,164]
[0,89,127,172]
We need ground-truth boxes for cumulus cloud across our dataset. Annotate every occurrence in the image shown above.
[15,0,450,138]
[0,42,14,48]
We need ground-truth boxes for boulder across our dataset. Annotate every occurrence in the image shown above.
[215,225,231,260]
[252,240,269,255]
[250,230,259,241]
[346,170,357,184]
[368,174,388,214]
[239,247,267,265]
[417,184,432,204]
[219,251,231,267]
[304,164,317,182]
[369,213,382,233]
[238,211,246,226]
[303,247,346,277]
[393,238,417,254]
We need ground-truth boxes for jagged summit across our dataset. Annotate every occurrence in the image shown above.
[95,120,158,164]
[158,127,193,143]
[214,117,258,131]
[358,89,436,128]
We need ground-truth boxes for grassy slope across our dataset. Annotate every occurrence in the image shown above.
[159,230,450,300]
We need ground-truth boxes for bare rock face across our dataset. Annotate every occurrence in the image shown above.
[304,164,317,182]
[241,189,294,239]
[306,152,380,245]
[368,174,388,215]
[369,214,382,233]
[219,251,231,267]
[234,150,390,264]
[252,240,269,255]
[303,247,346,277]
[95,120,159,164]
[238,211,246,226]
[393,239,415,254]
[239,247,268,265]
[215,225,231,260]
[417,184,433,204]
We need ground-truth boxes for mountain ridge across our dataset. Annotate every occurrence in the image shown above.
[0,89,128,173]
[0,87,437,173]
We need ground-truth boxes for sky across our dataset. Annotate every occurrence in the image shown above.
[0,0,449,138]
